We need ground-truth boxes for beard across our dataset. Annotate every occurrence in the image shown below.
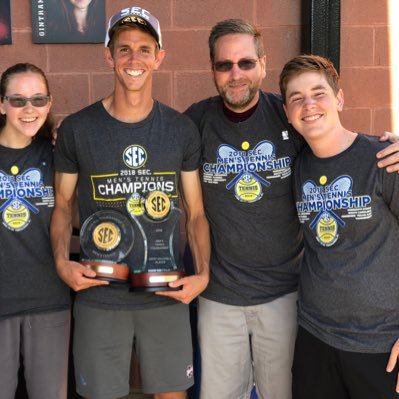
[215,77,261,110]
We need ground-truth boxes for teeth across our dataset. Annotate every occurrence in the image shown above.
[126,69,143,77]
[21,118,37,123]
[303,114,321,122]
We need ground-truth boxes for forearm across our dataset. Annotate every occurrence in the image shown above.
[186,212,210,279]
[50,203,73,267]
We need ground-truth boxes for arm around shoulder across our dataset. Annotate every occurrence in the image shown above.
[377,132,399,173]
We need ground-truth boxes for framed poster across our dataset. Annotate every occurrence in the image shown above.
[0,0,12,45]
[32,0,106,44]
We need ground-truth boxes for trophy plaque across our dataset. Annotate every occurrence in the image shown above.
[126,191,185,291]
[80,210,134,282]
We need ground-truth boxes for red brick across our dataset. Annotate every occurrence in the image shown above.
[374,108,393,135]
[342,0,388,25]
[92,73,114,102]
[340,68,391,108]
[340,108,372,135]
[48,44,107,73]
[257,0,302,27]
[341,27,374,67]
[153,71,173,107]
[12,0,32,30]
[0,33,48,73]
[174,71,217,112]
[174,0,253,28]
[375,27,390,66]
[162,30,210,71]
[262,26,301,70]
[48,74,89,116]
[263,69,282,94]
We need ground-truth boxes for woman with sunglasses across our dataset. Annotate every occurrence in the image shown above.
[0,63,70,399]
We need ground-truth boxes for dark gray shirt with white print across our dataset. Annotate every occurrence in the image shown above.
[0,139,70,319]
[186,91,304,306]
[294,134,399,353]
[55,101,201,310]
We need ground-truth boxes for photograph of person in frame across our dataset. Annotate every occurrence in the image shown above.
[32,0,105,44]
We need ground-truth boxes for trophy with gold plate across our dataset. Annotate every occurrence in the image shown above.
[126,191,185,291]
[80,210,134,282]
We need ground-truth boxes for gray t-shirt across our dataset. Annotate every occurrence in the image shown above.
[0,139,70,319]
[186,91,304,306]
[294,134,399,353]
[55,100,201,310]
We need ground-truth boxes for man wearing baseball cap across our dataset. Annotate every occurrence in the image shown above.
[51,6,210,399]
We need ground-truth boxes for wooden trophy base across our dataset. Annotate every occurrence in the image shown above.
[129,271,186,292]
[81,261,129,283]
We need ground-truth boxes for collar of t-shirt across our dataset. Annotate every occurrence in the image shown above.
[222,101,259,123]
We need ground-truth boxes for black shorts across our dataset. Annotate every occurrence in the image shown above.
[73,302,194,399]
[292,326,399,399]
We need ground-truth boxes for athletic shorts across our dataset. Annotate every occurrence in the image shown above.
[73,302,194,399]
[292,326,399,399]
[0,310,70,399]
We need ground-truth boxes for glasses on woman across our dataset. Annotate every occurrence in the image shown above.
[2,95,50,108]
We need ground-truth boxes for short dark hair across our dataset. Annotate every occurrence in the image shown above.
[0,63,53,140]
[279,54,340,104]
[208,19,264,64]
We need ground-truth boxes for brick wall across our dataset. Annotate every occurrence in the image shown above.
[340,0,391,134]
[0,0,393,134]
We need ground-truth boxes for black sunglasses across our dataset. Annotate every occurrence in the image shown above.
[2,95,50,108]
[213,58,259,72]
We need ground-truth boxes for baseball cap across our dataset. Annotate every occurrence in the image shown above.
[105,7,162,48]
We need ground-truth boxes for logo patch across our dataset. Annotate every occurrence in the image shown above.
[234,172,262,202]
[123,145,147,169]
[2,200,30,232]
[145,191,171,220]
[92,222,121,251]
[186,364,194,379]
[297,175,372,247]
[0,167,53,232]
[282,130,289,140]
[126,192,145,217]
[203,140,291,203]
[316,211,338,246]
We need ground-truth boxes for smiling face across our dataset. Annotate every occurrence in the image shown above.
[283,71,344,143]
[0,72,51,145]
[212,33,266,112]
[105,27,165,96]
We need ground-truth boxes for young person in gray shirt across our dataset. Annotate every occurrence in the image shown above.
[280,54,399,399]
[51,7,209,399]
[0,63,70,399]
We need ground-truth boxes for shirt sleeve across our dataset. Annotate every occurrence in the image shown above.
[380,166,399,217]
[182,115,202,172]
[53,117,79,174]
